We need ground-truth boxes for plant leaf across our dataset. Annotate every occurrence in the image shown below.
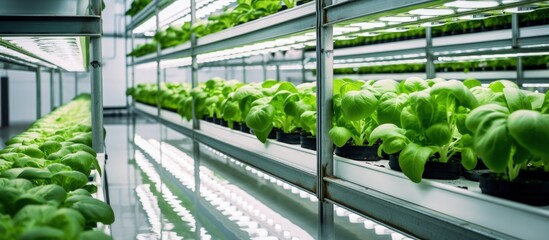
[399,143,436,183]
[507,110,549,159]
[503,88,532,112]
[329,126,353,147]
[341,90,378,121]
[426,123,452,146]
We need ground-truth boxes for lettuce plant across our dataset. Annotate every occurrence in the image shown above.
[466,87,549,181]
[329,78,403,147]
[370,79,479,182]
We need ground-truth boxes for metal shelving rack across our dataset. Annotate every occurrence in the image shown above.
[127,0,549,239]
[0,1,104,155]
[0,0,107,232]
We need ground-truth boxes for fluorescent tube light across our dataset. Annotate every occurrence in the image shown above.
[444,1,499,9]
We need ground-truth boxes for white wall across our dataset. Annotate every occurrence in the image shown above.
[5,70,90,124]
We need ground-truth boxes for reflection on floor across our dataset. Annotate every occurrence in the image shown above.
[103,115,410,240]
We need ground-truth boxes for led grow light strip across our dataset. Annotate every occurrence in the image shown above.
[200,143,415,239]
[2,37,86,71]
[133,0,237,34]
[0,45,57,69]
[437,51,549,62]
[135,134,312,239]
[338,0,549,40]
[135,150,210,238]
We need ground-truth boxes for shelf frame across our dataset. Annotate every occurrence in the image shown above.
[126,1,549,239]
[0,15,101,36]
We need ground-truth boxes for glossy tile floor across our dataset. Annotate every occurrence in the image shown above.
[0,116,408,240]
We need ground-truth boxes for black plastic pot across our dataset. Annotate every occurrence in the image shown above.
[232,122,242,131]
[219,119,228,127]
[335,144,380,161]
[204,117,215,123]
[389,155,462,180]
[300,135,316,151]
[479,172,549,206]
[240,124,251,134]
[276,131,301,144]
[463,159,489,182]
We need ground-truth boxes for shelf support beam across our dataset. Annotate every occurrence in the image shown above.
[425,27,435,79]
[35,67,41,119]
[190,0,203,239]
[242,58,247,83]
[50,69,55,111]
[155,1,161,118]
[512,13,523,86]
[58,69,63,105]
[74,72,78,96]
[316,0,335,239]
[90,0,104,154]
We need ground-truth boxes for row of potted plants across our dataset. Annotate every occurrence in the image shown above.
[333,77,548,206]
[328,8,549,49]
[128,77,549,206]
[315,55,549,76]
[0,94,114,239]
[127,78,319,149]
[128,0,310,57]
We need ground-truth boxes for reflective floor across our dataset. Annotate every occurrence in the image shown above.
[104,115,409,240]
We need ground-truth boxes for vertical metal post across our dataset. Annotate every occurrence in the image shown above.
[58,69,63,105]
[50,69,55,110]
[276,64,280,81]
[1,76,9,127]
[512,13,523,86]
[301,50,306,83]
[262,54,267,80]
[124,0,129,108]
[91,0,104,153]
[190,0,202,238]
[224,60,229,79]
[35,67,41,119]
[316,0,334,239]
[74,72,78,96]
[425,27,435,79]
[155,1,161,118]
[131,32,135,109]
[242,58,247,83]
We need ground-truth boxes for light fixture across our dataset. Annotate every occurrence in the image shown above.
[354,32,380,37]
[349,22,386,29]
[504,6,537,13]
[420,21,447,27]
[379,16,418,22]
[444,1,500,9]
[383,27,411,33]
[523,84,549,88]
[459,13,491,20]
[334,36,358,41]
[3,37,86,71]
[334,27,361,34]
[409,8,455,16]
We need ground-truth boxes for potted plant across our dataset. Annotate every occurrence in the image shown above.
[329,78,379,160]
[466,86,549,205]
[370,79,479,182]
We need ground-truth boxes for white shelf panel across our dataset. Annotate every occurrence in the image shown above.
[199,121,316,174]
[135,102,158,117]
[160,108,192,130]
[334,157,549,240]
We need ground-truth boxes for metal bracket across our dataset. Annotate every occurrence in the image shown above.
[91,60,101,68]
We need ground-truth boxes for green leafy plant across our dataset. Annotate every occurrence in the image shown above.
[466,85,549,181]
[370,79,479,182]
[0,94,114,239]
